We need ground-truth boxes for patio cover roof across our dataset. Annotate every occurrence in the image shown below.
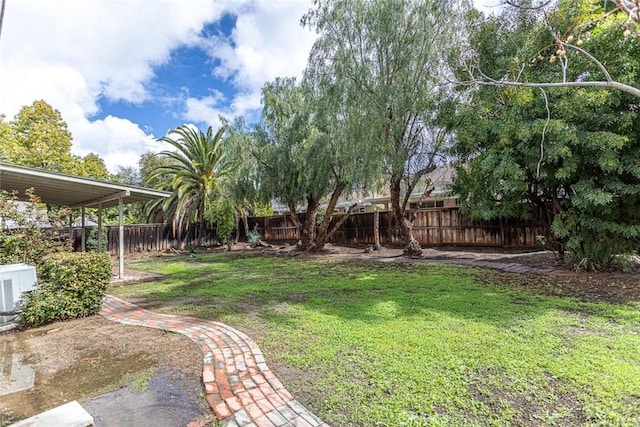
[0,162,171,280]
[0,162,170,208]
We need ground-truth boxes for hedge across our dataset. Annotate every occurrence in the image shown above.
[20,252,112,327]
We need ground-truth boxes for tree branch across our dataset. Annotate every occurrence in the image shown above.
[460,0,640,99]
[616,0,640,23]
[325,202,359,242]
[460,77,640,98]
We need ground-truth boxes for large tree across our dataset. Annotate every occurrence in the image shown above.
[1,100,76,172]
[462,0,640,98]
[253,77,379,251]
[146,125,231,244]
[451,3,640,270]
[78,153,109,179]
[303,0,468,255]
[0,100,108,179]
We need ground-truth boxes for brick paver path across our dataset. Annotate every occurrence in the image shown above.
[100,295,328,427]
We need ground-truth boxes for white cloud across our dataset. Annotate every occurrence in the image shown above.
[0,0,225,172]
[1,0,221,104]
[183,92,227,129]
[0,0,314,173]
[187,1,317,123]
[73,115,166,172]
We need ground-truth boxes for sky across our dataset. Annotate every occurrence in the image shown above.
[0,0,499,174]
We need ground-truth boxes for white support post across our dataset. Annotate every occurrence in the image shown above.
[97,203,103,253]
[81,207,86,252]
[68,212,73,248]
[118,197,124,279]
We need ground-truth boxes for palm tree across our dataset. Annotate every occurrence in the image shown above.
[146,124,231,245]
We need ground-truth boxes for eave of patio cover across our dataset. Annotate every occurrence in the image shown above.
[0,162,170,279]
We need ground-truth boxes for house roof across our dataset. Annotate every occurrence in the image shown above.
[0,162,170,209]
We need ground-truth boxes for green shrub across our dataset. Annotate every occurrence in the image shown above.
[565,231,633,272]
[0,189,72,268]
[20,252,112,327]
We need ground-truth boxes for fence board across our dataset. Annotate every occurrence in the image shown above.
[245,207,545,249]
[107,223,218,255]
[103,207,545,255]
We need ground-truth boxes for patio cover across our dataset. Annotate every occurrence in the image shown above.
[0,162,171,278]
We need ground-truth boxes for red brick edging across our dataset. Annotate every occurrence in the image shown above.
[100,295,328,427]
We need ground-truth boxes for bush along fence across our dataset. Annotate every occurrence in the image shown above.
[104,207,545,255]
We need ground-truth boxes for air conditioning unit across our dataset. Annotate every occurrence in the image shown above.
[0,263,37,324]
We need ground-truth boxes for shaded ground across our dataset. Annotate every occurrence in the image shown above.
[238,242,640,304]
[0,316,213,426]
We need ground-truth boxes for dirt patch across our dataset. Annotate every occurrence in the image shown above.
[0,316,208,426]
[473,270,640,304]
[468,368,585,426]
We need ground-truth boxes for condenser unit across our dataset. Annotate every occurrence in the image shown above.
[0,263,37,325]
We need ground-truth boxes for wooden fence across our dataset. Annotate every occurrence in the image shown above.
[102,207,545,254]
[106,223,218,255]
[246,207,545,248]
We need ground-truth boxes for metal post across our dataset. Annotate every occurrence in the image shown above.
[118,197,124,279]
[81,207,86,252]
[97,202,102,253]
[68,212,73,249]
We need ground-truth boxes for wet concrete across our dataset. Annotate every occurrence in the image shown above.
[82,367,208,427]
[0,328,209,427]
[0,338,35,397]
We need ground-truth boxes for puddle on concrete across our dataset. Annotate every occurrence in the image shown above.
[82,367,209,427]
[0,338,35,398]
[0,320,211,427]
[0,332,158,426]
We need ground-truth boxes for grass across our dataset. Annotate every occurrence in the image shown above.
[127,369,154,393]
[112,252,640,426]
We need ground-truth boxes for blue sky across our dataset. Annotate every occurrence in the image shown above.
[0,0,496,174]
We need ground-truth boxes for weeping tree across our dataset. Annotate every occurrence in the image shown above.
[224,117,273,243]
[146,125,232,245]
[253,76,380,251]
[303,0,469,255]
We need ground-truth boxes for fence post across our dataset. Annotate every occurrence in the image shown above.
[438,209,443,245]
[373,210,381,250]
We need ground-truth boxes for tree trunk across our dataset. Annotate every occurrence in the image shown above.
[390,175,422,256]
[233,212,240,243]
[242,211,249,241]
[312,184,346,252]
[324,203,359,247]
[287,201,302,241]
[197,201,206,246]
[299,197,320,251]
[373,210,381,250]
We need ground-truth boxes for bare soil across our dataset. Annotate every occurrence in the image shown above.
[0,316,213,426]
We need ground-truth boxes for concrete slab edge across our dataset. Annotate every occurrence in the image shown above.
[8,400,93,427]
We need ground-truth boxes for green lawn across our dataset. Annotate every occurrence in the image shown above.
[112,252,640,426]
